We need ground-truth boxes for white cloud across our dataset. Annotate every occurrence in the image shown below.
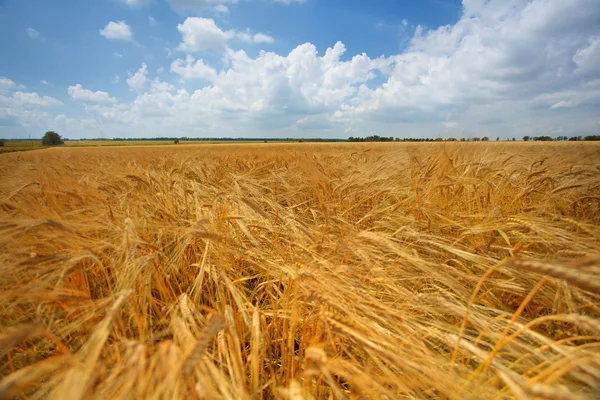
[332,0,600,130]
[5,0,600,139]
[75,42,385,136]
[12,92,62,107]
[171,55,218,81]
[112,74,120,84]
[0,77,16,91]
[0,107,55,130]
[26,28,43,40]
[253,33,275,44]
[68,84,116,104]
[114,52,124,58]
[96,1,600,137]
[0,91,63,108]
[176,17,233,52]
[573,36,600,77]
[550,100,573,109]
[236,32,275,44]
[100,21,133,41]
[127,63,148,90]
[149,16,158,26]
[150,78,175,93]
[41,80,50,85]
[176,17,274,53]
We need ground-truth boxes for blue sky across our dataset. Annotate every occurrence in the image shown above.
[0,0,599,139]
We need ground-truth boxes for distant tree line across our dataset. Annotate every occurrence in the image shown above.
[7,133,599,144]
[349,135,600,142]
[110,137,345,142]
[348,136,493,142]
[523,135,600,141]
[348,135,397,142]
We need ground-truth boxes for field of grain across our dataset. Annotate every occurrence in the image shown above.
[0,141,46,154]
[0,139,263,153]
[1,142,599,399]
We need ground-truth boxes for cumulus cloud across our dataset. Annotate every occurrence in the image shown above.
[79,42,387,136]
[0,81,95,135]
[6,0,600,139]
[0,77,16,91]
[176,17,234,52]
[127,63,148,90]
[68,84,116,104]
[0,91,63,108]
[0,78,62,113]
[331,0,600,131]
[171,56,218,81]
[176,18,275,52]
[100,21,133,41]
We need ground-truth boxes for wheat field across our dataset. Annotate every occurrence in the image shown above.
[1,142,599,399]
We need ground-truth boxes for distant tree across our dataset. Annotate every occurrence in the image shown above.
[568,136,582,141]
[496,137,500,141]
[584,135,600,141]
[523,136,530,141]
[460,138,466,142]
[482,136,489,141]
[0,139,4,147]
[174,140,179,144]
[42,131,64,146]
[512,138,516,141]
[348,135,397,142]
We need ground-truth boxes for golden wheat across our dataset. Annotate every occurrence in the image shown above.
[1,142,599,399]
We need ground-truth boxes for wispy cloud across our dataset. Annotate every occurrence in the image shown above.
[26,28,44,41]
